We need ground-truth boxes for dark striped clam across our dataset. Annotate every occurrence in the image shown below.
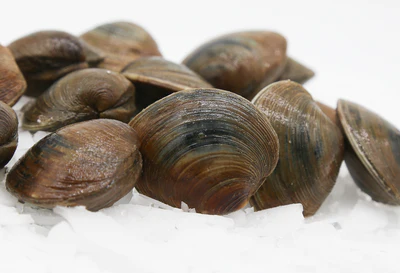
[129,88,279,215]
[6,119,142,211]
[22,68,136,132]
[0,45,27,106]
[337,100,400,205]
[0,101,18,168]
[80,21,162,71]
[251,81,344,216]
[122,56,212,111]
[8,30,102,96]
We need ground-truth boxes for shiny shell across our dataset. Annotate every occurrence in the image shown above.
[251,81,344,216]
[8,30,102,96]
[22,68,136,132]
[6,119,142,211]
[0,101,18,168]
[122,56,212,110]
[129,88,279,215]
[182,31,287,99]
[80,21,162,71]
[278,57,315,84]
[337,100,400,204]
[0,45,27,106]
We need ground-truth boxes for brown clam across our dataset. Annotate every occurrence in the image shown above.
[122,56,213,111]
[337,100,400,204]
[6,119,142,211]
[0,45,27,106]
[8,30,102,96]
[129,88,279,215]
[0,101,18,168]
[80,21,162,71]
[278,57,315,84]
[251,81,344,216]
[316,101,340,128]
[22,68,136,132]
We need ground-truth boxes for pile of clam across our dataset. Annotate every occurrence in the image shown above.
[0,21,399,216]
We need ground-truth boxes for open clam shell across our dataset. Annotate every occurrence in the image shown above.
[0,101,18,168]
[129,88,279,215]
[337,99,400,204]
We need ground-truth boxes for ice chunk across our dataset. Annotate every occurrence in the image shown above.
[32,131,51,143]
[0,204,34,225]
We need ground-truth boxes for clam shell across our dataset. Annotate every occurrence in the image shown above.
[337,99,400,204]
[0,101,18,168]
[251,81,344,216]
[0,45,27,106]
[6,119,142,211]
[22,68,136,132]
[122,56,212,110]
[80,21,162,71]
[278,57,315,84]
[129,88,279,215]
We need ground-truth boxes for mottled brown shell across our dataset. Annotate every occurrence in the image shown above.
[0,45,27,106]
[337,100,400,204]
[80,21,162,71]
[0,101,18,168]
[6,119,142,211]
[316,101,340,128]
[182,31,287,99]
[22,68,136,132]
[251,81,344,216]
[8,30,102,96]
[129,88,279,215]
[278,57,315,84]
[122,56,212,110]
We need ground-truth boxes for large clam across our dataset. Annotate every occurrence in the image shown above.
[129,88,279,215]
[8,30,102,96]
[0,45,27,106]
[6,119,142,211]
[22,68,136,132]
[122,56,212,111]
[80,21,162,71]
[337,100,400,204]
[250,81,344,216]
[0,101,18,168]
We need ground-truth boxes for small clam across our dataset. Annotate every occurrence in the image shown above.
[122,56,212,110]
[251,81,344,216]
[0,101,18,168]
[6,119,142,211]
[316,101,340,127]
[129,88,279,215]
[278,57,315,84]
[80,21,162,71]
[8,30,102,96]
[337,100,400,204]
[22,68,136,132]
[0,45,27,106]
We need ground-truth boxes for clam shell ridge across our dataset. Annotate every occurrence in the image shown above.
[22,68,136,132]
[251,81,344,216]
[129,88,279,215]
[6,119,142,211]
[337,99,400,204]
[0,101,18,168]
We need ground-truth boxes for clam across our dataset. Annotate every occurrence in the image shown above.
[316,101,340,127]
[22,68,136,132]
[8,30,103,96]
[6,119,142,211]
[122,56,212,111]
[337,100,400,204]
[0,101,18,168]
[80,21,162,71]
[250,81,344,216]
[129,88,279,215]
[0,45,27,106]
[278,57,315,84]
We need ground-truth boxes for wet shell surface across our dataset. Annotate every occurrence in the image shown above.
[251,81,344,216]
[80,21,162,71]
[129,88,279,215]
[0,45,27,106]
[0,101,18,168]
[337,100,400,204]
[22,68,136,132]
[122,56,212,110]
[6,119,142,211]
[182,31,287,99]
